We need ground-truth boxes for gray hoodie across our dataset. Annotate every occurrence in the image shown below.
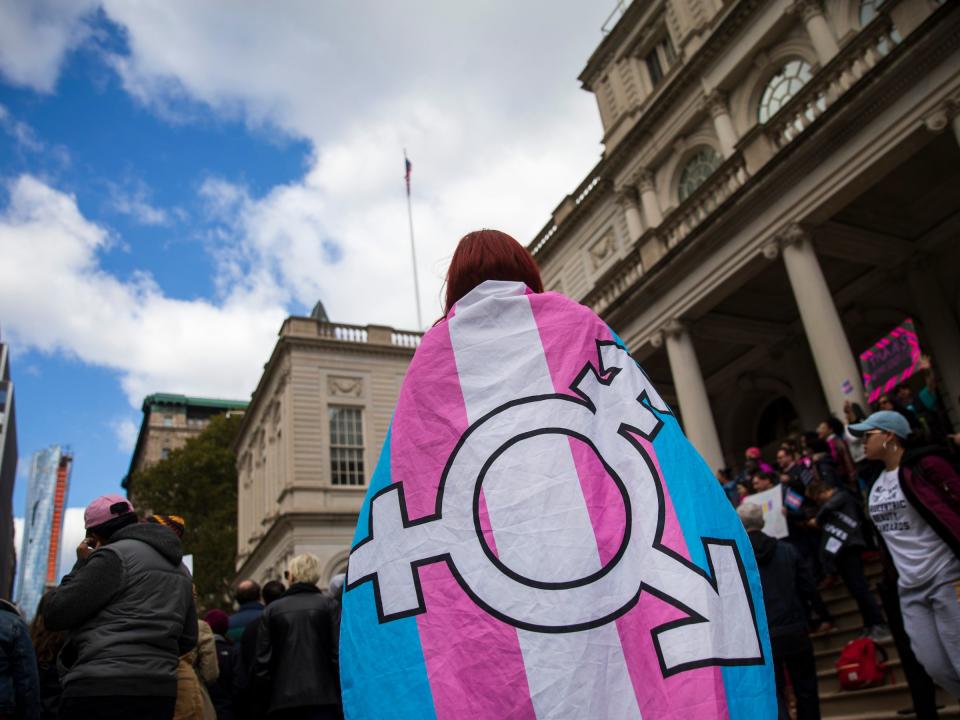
[45,522,198,698]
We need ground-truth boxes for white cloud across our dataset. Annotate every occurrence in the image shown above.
[58,507,86,579]
[107,180,172,226]
[111,417,139,453]
[0,103,43,152]
[0,0,99,92]
[0,175,285,406]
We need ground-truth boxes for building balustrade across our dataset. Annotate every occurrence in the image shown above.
[765,11,899,150]
[306,320,422,348]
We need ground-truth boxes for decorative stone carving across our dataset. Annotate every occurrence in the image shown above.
[636,169,656,193]
[587,231,617,270]
[761,239,780,260]
[705,90,729,119]
[923,107,950,133]
[778,222,811,248]
[788,0,824,23]
[328,376,363,398]
[615,187,640,209]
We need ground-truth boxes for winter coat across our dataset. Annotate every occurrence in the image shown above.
[174,620,218,720]
[208,635,235,720]
[226,603,263,644]
[44,523,198,699]
[748,532,815,640]
[816,488,866,558]
[0,599,40,718]
[255,583,340,713]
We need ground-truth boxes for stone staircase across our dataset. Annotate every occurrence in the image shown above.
[808,561,960,719]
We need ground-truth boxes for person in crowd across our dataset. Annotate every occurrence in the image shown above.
[0,597,40,719]
[234,580,286,720]
[735,481,752,504]
[174,611,218,720]
[227,581,263,643]
[852,410,960,698]
[896,355,946,443]
[777,447,833,629]
[746,446,775,473]
[204,610,235,720]
[818,417,857,487]
[717,467,738,506]
[255,554,340,719]
[803,435,842,489]
[808,481,890,641]
[739,503,821,720]
[29,591,65,718]
[752,471,776,493]
[45,494,197,719]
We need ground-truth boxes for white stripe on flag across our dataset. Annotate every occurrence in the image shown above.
[448,281,642,720]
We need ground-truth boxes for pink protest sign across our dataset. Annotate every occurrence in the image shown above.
[859,318,922,404]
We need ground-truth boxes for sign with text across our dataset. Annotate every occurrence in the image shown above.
[741,487,788,539]
[859,318,922,404]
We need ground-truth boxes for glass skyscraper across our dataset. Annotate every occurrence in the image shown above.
[15,445,72,619]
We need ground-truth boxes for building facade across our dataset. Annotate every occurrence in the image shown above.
[123,393,248,503]
[0,336,17,600]
[15,445,72,619]
[235,317,419,586]
[529,0,958,471]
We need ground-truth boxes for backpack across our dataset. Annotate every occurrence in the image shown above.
[836,637,889,690]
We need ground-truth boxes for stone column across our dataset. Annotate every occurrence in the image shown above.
[907,260,960,427]
[637,170,663,228]
[655,320,725,472]
[779,224,865,419]
[707,92,739,158]
[794,0,839,66]
[617,189,644,242]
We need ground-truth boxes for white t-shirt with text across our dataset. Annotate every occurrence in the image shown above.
[868,468,959,588]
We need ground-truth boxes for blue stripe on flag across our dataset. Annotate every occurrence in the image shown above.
[341,425,438,720]
[608,326,775,717]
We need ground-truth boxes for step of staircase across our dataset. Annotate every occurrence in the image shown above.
[820,681,957,717]
[827,706,960,720]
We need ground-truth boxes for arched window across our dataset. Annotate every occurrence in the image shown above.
[677,147,722,202]
[758,60,814,124]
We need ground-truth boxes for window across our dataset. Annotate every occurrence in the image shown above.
[644,35,677,89]
[163,415,173,428]
[161,447,171,460]
[677,147,722,202]
[758,60,814,124]
[329,406,365,486]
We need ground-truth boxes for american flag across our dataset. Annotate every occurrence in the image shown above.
[404,153,412,196]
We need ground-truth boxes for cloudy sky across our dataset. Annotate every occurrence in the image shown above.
[1,0,609,575]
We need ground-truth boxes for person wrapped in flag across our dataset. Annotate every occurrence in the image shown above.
[341,229,776,718]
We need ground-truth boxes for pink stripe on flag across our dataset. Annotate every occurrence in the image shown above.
[528,293,728,719]
[390,320,535,720]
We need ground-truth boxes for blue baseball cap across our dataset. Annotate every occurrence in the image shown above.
[849,410,911,439]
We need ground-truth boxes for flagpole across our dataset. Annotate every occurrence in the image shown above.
[405,150,423,329]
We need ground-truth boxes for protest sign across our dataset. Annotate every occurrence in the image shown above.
[741,486,789,539]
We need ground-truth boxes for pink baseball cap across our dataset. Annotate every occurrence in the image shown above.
[84,494,136,530]
[745,447,763,459]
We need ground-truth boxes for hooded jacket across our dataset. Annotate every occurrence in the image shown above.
[748,532,815,641]
[816,488,866,556]
[0,598,40,718]
[897,446,960,559]
[44,522,198,699]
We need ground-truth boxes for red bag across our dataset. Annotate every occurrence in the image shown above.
[836,638,889,690]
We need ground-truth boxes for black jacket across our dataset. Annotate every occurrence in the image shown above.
[44,523,197,698]
[0,599,40,718]
[816,488,866,557]
[254,583,340,712]
[749,532,815,641]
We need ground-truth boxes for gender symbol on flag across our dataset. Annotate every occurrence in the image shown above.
[347,342,764,676]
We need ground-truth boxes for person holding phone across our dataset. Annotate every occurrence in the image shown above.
[44,494,198,720]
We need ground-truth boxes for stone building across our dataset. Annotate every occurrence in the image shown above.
[234,314,419,585]
[122,393,248,502]
[529,0,959,472]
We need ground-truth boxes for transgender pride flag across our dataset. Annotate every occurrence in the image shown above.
[341,280,775,719]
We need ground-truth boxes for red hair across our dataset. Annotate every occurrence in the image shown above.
[443,229,544,316]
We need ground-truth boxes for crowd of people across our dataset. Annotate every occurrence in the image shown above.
[0,495,344,720]
[724,360,960,720]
